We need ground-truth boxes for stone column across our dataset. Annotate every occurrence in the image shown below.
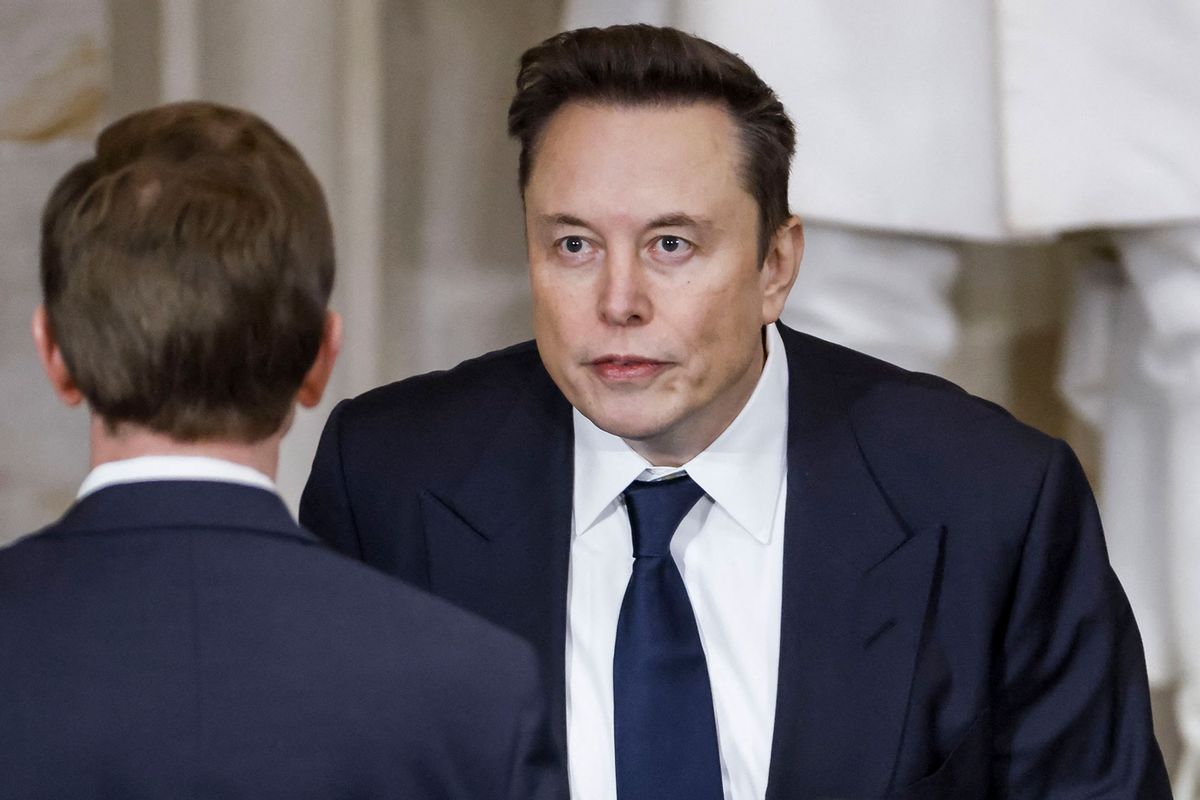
[0,0,108,543]
[166,0,385,508]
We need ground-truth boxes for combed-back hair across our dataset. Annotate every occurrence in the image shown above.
[507,24,795,255]
[40,101,335,441]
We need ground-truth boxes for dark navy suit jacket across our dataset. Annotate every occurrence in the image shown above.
[300,324,1171,798]
[0,480,565,799]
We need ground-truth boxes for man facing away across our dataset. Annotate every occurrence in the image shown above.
[0,102,564,799]
[301,25,1171,799]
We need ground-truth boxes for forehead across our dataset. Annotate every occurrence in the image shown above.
[524,101,751,220]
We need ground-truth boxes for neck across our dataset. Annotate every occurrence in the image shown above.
[89,416,282,479]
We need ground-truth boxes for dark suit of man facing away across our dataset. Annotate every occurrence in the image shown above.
[0,102,563,800]
[302,26,1170,799]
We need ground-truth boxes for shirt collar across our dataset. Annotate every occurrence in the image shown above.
[572,323,790,543]
[77,455,278,500]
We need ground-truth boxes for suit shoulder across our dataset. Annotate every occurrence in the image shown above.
[783,327,1065,533]
[3,524,538,692]
[789,326,1055,462]
[333,547,534,649]
[339,340,543,432]
[286,542,542,690]
[849,356,1054,467]
[0,528,55,582]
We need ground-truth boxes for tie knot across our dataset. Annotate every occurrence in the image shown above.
[623,474,706,557]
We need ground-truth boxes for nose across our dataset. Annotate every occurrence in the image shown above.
[598,248,651,326]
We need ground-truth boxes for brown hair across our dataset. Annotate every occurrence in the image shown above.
[507,24,795,255]
[40,101,335,442]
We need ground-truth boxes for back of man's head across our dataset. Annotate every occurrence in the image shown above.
[39,101,335,443]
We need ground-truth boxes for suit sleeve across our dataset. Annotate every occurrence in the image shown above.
[505,646,568,800]
[993,438,1171,797]
[299,399,365,560]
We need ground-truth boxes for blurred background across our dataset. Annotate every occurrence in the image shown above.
[1,0,1197,791]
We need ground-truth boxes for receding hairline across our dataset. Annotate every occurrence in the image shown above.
[520,96,753,193]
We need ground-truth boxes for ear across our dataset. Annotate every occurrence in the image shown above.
[31,306,85,407]
[760,215,804,325]
[296,311,343,408]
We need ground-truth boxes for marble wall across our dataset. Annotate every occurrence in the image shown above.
[0,0,107,541]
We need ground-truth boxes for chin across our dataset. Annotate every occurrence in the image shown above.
[581,403,673,443]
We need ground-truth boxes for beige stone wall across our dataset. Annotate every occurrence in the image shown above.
[0,0,108,541]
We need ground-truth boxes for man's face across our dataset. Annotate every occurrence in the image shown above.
[524,101,799,465]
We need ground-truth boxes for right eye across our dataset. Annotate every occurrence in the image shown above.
[555,236,594,259]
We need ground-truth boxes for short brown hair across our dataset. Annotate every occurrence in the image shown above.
[40,101,335,442]
[507,24,795,255]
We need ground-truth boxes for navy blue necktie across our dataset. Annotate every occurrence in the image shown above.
[614,474,724,800]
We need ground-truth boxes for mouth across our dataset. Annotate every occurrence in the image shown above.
[588,355,670,382]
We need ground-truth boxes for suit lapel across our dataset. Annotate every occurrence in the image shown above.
[767,329,944,798]
[420,363,574,757]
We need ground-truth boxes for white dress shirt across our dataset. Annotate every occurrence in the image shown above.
[77,455,278,500]
[567,323,790,800]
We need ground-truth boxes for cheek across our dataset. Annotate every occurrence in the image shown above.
[536,267,602,322]
[531,276,568,328]
[533,292,588,367]
[689,293,758,376]
[532,268,589,311]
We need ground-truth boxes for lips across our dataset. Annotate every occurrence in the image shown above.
[588,355,669,382]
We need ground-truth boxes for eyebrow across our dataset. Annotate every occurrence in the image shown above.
[535,212,715,231]
[645,212,714,231]
[537,213,591,228]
